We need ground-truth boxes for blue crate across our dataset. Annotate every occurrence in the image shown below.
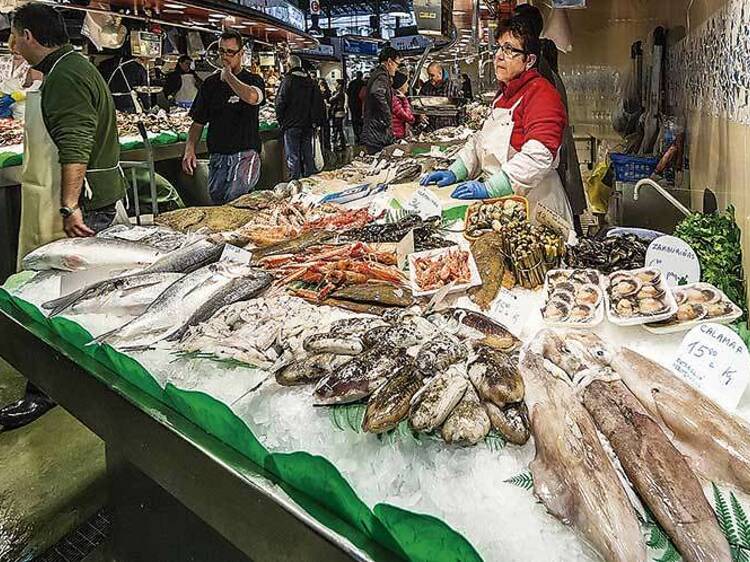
[610,153,659,183]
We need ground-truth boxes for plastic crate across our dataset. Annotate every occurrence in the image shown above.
[609,153,659,183]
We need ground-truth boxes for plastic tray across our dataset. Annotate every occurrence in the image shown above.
[643,282,743,334]
[541,268,604,328]
[604,267,678,326]
[408,247,481,297]
[463,195,529,241]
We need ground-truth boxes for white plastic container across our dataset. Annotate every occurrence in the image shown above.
[408,247,481,297]
[541,268,604,328]
[644,282,743,334]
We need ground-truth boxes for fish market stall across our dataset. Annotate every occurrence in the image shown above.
[1,164,750,561]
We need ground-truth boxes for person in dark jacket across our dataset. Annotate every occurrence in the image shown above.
[318,78,332,152]
[391,71,415,140]
[275,55,325,179]
[346,71,364,141]
[461,73,473,102]
[361,46,401,155]
[419,62,461,130]
[515,5,586,233]
[164,55,201,106]
[330,79,347,150]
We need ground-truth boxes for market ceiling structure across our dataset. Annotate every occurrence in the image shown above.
[51,0,319,48]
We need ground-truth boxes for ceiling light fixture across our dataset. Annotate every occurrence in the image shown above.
[163,2,186,8]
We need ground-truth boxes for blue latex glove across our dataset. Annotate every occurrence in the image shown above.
[419,169,457,187]
[451,180,490,200]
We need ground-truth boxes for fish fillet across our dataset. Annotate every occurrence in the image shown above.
[521,337,647,562]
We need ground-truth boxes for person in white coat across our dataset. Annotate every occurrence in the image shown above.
[421,16,573,224]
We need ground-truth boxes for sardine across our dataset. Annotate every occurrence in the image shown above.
[483,401,530,445]
[521,336,648,562]
[409,367,468,432]
[142,239,225,274]
[313,347,402,405]
[98,262,258,350]
[362,360,421,433]
[552,332,731,562]
[22,237,164,272]
[468,233,504,311]
[302,333,364,355]
[42,272,184,316]
[415,336,468,374]
[467,345,524,407]
[606,340,750,495]
[441,384,491,445]
[276,353,351,386]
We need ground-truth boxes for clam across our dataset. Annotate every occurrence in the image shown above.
[570,304,595,323]
[676,303,707,322]
[706,301,734,319]
[636,284,665,300]
[614,298,637,318]
[542,301,570,322]
[635,269,661,285]
[638,297,669,316]
[610,277,642,298]
[575,284,602,306]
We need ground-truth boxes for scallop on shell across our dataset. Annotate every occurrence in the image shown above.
[570,303,595,323]
[676,302,707,322]
[636,284,665,300]
[575,284,601,306]
[614,298,637,318]
[542,301,570,322]
[635,269,661,285]
[610,277,642,298]
[706,301,735,319]
[638,297,670,316]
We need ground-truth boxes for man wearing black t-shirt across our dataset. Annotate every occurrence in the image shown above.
[182,30,265,204]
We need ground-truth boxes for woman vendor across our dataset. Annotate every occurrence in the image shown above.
[420,16,572,223]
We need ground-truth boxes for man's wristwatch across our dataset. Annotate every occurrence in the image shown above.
[59,205,79,218]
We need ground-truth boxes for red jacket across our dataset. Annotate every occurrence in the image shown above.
[493,69,566,156]
[391,93,415,140]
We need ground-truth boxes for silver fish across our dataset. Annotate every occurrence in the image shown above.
[98,262,257,350]
[415,335,468,374]
[409,367,468,432]
[142,239,225,274]
[22,237,165,272]
[441,384,491,445]
[467,344,524,407]
[97,224,188,252]
[42,272,184,316]
[483,401,530,445]
[276,353,351,386]
[521,332,647,562]
[302,333,364,355]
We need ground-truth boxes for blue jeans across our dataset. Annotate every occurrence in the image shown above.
[283,128,315,180]
[208,149,261,205]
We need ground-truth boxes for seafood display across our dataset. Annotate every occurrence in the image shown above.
[0,117,24,146]
[22,237,166,272]
[468,233,505,310]
[339,214,454,251]
[116,109,192,137]
[566,234,649,274]
[542,269,603,326]
[605,268,678,325]
[409,247,476,293]
[646,282,742,332]
[464,197,528,239]
[495,222,565,289]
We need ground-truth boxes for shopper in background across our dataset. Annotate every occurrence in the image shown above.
[98,49,150,113]
[3,2,127,430]
[318,78,332,153]
[330,79,347,150]
[275,55,325,179]
[515,3,586,233]
[182,30,265,204]
[391,71,415,140]
[419,61,461,130]
[461,73,473,102]
[164,55,200,107]
[420,17,572,223]
[346,70,364,142]
[361,46,400,155]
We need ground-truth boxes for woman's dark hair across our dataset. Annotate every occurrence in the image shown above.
[513,4,544,38]
[12,2,68,48]
[540,38,559,73]
[220,29,243,48]
[378,45,399,63]
[495,16,540,58]
[392,71,407,90]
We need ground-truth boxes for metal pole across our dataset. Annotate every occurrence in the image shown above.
[410,41,432,94]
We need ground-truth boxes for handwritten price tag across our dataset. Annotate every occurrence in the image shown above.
[672,323,750,410]
[490,288,526,335]
[405,187,442,219]
[646,235,701,287]
[220,244,252,264]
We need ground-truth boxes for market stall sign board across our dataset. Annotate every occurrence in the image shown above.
[672,323,750,411]
[645,235,701,286]
[342,39,379,56]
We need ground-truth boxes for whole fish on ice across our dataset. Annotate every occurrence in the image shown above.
[22,237,165,272]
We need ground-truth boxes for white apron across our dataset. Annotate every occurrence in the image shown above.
[175,74,198,105]
[457,97,573,224]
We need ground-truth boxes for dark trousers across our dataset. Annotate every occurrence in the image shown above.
[352,118,363,143]
[283,127,315,180]
[331,117,345,150]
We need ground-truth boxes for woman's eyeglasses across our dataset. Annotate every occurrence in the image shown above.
[495,43,527,60]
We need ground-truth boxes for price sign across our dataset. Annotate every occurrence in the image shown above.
[672,323,750,410]
[646,235,701,287]
[220,244,252,264]
[405,187,442,219]
[535,202,573,240]
[396,229,415,270]
[490,288,526,335]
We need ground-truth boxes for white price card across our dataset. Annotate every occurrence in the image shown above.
[646,235,701,287]
[220,244,252,264]
[405,187,442,219]
[535,202,573,240]
[396,229,415,270]
[490,288,526,335]
[672,323,750,411]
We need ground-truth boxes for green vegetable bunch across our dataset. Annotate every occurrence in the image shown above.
[674,206,747,317]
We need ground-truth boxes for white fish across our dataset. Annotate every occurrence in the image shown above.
[22,237,165,272]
